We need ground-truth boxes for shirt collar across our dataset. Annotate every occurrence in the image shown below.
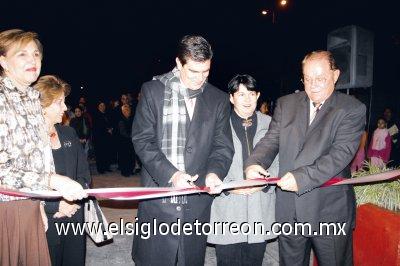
[309,99,325,109]
[2,76,39,99]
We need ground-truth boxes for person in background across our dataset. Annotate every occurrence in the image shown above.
[120,93,130,107]
[78,96,93,129]
[132,91,141,174]
[0,28,86,265]
[259,100,270,115]
[367,118,392,168]
[35,75,91,266]
[61,111,71,126]
[108,98,122,166]
[208,74,278,266]
[78,96,86,107]
[383,107,399,166]
[127,92,133,106]
[118,104,135,177]
[70,106,91,151]
[93,101,113,174]
[66,104,75,119]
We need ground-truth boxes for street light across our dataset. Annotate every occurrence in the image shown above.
[261,8,276,23]
[261,0,288,24]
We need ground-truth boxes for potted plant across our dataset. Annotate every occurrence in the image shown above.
[352,163,400,266]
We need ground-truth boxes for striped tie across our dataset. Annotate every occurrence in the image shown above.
[310,102,321,124]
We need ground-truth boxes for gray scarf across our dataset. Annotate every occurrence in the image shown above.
[153,67,204,171]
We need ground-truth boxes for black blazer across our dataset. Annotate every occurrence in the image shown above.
[246,91,366,232]
[131,80,234,265]
[45,125,91,217]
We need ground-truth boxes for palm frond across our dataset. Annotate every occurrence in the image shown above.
[352,161,400,212]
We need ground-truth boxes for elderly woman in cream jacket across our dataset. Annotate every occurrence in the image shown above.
[208,74,278,266]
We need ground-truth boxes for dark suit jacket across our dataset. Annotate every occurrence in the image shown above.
[246,91,366,232]
[45,125,91,243]
[131,80,234,265]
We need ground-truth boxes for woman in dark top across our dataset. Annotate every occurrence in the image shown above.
[35,75,91,266]
[118,104,135,177]
[70,106,91,150]
[93,101,113,174]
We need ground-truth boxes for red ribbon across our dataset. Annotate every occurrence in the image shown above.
[1,170,399,200]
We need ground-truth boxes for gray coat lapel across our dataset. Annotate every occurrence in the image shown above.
[287,94,309,161]
[296,93,309,146]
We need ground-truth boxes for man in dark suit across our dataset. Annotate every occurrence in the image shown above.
[131,35,234,266]
[245,51,366,266]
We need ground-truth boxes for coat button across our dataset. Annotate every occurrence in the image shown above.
[186,147,192,153]
[176,206,182,211]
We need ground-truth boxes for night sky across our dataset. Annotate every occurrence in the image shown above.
[2,0,399,121]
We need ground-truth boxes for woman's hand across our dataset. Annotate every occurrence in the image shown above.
[39,202,48,232]
[206,173,223,194]
[49,174,87,201]
[53,200,80,218]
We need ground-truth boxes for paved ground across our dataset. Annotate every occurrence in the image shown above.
[85,168,280,265]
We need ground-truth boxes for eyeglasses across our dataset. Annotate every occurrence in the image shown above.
[301,76,328,86]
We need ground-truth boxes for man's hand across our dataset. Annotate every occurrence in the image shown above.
[53,200,81,218]
[170,171,199,189]
[205,173,223,194]
[244,165,269,180]
[277,172,298,192]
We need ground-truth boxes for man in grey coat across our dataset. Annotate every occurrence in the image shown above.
[245,51,366,266]
[131,35,234,266]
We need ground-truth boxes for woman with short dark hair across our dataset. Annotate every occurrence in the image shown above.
[209,74,278,266]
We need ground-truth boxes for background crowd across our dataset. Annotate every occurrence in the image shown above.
[61,93,141,177]
[62,93,400,176]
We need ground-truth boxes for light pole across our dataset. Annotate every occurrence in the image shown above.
[261,0,288,24]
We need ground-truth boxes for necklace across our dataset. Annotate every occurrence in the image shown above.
[242,118,253,127]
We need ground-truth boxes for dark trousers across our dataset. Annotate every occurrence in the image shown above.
[94,141,111,173]
[118,140,135,176]
[279,232,353,266]
[215,242,267,266]
[47,218,86,266]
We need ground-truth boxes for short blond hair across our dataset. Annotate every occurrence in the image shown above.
[0,29,43,76]
[34,75,71,108]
